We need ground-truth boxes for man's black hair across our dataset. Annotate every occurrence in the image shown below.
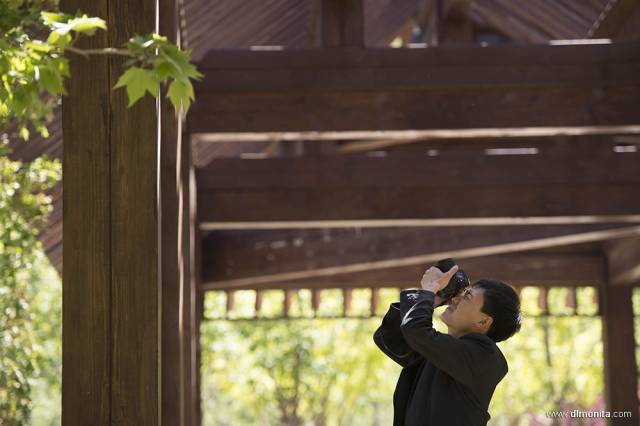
[473,278,522,343]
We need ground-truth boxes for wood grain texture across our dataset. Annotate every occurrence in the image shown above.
[201,224,624,284]
[62,0,161,424]
[189,42,640,132]
[108,0,159,421]
[61,0,111,423]
[196,152,640,223]
[601,271,639,423]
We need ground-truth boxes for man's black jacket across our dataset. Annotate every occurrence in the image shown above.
[373,289,508,426]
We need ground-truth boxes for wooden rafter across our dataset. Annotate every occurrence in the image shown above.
[200,226,640,290]
[190,42,640,133]
[196,153,640,224]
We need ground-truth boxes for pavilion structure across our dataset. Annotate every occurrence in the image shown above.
[11,0,637,424]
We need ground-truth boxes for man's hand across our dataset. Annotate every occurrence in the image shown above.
[421,264,460,295]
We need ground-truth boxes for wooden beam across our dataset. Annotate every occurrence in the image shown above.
[320,0,364,47]
[196,154,640,224]
[604,237,640,285]
[202,224,622,283]
[202,252,604,291]
[200,216,640,230]
[588,0,640,38]
[200,225,639,290]
[192,126,640,143]
[189,42,640,133]
[62,0,160,423]
[601,256,638,423]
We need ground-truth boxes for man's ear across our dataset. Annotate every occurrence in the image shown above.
[479,316,493,331]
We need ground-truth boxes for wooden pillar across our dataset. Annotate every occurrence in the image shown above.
[62,0,160,424]
[602,252,639,425]
[192,171,204,426]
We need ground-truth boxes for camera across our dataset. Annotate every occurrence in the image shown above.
[431,258,470,303]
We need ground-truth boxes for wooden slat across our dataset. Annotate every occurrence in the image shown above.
[255,289,264,314]
[311,288,322,311]
[538,287,549,314]
[566,287,577,311]
[283,289,293,317]
[370,287,379,316]
[226,289,235,314]
[342,288,353,315]
[190,42,640,132]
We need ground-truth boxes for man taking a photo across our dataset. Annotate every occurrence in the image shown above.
[373,264,522,425]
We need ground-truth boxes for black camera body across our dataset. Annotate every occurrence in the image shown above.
[432,258,470,302]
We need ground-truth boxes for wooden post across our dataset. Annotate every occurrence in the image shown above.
[370,287,379,316]
[159,0,188,423]
[602,254,638,424]
[188,141,202,425]
[312,288,322,312]
[62,0,160,424]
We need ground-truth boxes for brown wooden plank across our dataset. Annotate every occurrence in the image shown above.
[199,184,640,223]
[342,288,353,315]
[108,0,159,419]
[604,236,640,285]
[601,281,638,423]
[202,225,622,283]
[312,288,322,311]
[197,154,640,189]
[195,42,640,70]
[189,42,640,132]
[370,287,379,316]
[190,85,640,133]
[61,0,111,422]
[197,153,640,223]
[201,252,604,291]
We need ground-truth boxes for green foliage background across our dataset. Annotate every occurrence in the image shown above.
[0,139,61,425]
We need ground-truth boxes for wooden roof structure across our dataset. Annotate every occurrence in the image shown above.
[10,0,640,424]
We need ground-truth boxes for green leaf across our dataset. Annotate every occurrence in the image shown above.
[47,31,72,49]
[41,12,71,25]
[66,15,107,36]
[167,79,194,113]
[113,67,159,107]
[38,67,66,95]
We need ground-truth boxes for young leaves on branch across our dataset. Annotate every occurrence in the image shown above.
[0,3,202,141]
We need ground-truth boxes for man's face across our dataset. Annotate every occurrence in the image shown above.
[440,285,490,335]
